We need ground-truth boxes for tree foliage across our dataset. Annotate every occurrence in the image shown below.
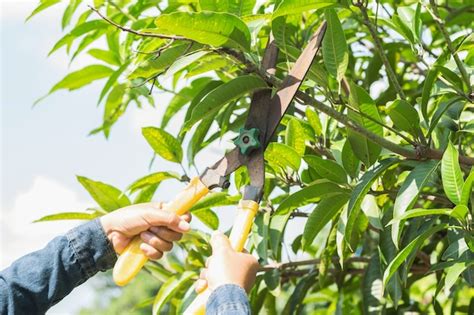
[31,0,474,313]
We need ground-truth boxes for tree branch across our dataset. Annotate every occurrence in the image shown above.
[259,256,369,272]
[86,9,474,166]
[222,48,474,166]
[88,6,186,40]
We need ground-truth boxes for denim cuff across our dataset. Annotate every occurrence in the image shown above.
[206,284,250,315]
[66,219,117,278]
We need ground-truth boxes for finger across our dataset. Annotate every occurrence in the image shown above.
[205,257,211,268]
[140,231,173,252]
[149,227,183,242]
[195,279,208,294]
[181,212,192,223]
[149,201,164,209]
[143,210,190,233]
[140,243,163,260]
[199,268,207,280]
[210,231,231,252]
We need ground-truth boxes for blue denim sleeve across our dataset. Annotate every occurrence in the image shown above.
[206,284,251,315]
[0,219,117,315]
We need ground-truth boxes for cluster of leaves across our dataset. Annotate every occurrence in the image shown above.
[32,0,473,314]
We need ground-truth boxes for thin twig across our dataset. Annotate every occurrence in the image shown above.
[259,256,369,272]
[427,0,471,95]
[107,0,137,22]
[88,6,186,40]
[355,2,407,100]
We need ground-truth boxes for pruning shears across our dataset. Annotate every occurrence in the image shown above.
[113,21,327,314]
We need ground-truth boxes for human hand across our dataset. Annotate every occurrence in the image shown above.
[100,202,191,259]
[195,232,259,293]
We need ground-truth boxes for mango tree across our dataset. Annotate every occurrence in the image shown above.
[31,0,473,313]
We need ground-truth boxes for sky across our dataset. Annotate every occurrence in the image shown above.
[0,1,310,314]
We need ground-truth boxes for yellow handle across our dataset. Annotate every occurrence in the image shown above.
[113,177,209,286]
[184,200,259,315]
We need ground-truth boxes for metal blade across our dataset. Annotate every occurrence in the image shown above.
[200,35,281,191]
[261,22,327,147]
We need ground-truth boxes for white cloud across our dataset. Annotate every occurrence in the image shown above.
[0,176,90,268]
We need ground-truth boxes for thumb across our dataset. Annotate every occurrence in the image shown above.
[210,231,231,252]
[143,209,190,233]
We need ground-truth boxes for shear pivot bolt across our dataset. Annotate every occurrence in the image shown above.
[234,128,261,155]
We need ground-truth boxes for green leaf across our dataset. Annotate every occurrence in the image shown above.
[441,141,464,205]
[388,208,455,224]
[48,20,109,56]
[38,65,113,103]
[199,0,256,16]
[444,262,472,295]
[164,51,208,79]
[421,68,439,121]
[347,83,383,167]
[304,155,347,184]
[281,271,318,314]
[189,192,239,212]
[302,193,349,248]
[152,271,195,315]
[26,0,61,21]
[100,84,126,137]
[77,176,131,212]
[161,78,212,128]
[187,117,213,164]
[272,0,337,19]
[345,159,398,246]
[437,66,465,91]
[129,44,192,80]
[286,118,306,156]
[442,238,469,260]
[142,127,183,163]
[265,143,301,172]
[270,180,347,256]
[134,184,159,204]
[183,75,266,131]
[383,223,448,287]
[34,211,101,222]
[155,12,251,51]
[88,48,121,66]
[387,100,420,135]
[362,253,384,315]
[322,8,348,82]
[128,172,181,193]
[391,160,440,246]
[62,0,81,29]
[451,205,469,221]
[341,139,360,178]
[98,62,129,105]
[305,107,322,136]
[460,168,474,206]
[193,208,219,230]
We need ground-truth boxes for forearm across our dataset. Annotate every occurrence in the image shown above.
[206,284,251,315]
[0,219,116,314]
